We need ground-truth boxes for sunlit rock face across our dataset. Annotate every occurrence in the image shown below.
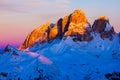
[49,20,61,40]
[19,10,116,50]
[71,9,88,24]
[49,9,89,41]
[65,9,93,41]
[65,10,88,36]
[19,9,93,50]
[19,22,52,50]
[19,9,90,50]
[92,16,115,40]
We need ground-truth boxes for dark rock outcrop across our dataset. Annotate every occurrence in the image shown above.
[57,18,63,39]
[63,14,72,34]
[12,51,19,56]
[105,72,120,80]
[92,16,115,40]
[92,16,109,33]
[4,45,11,52]
[101,27,114,40]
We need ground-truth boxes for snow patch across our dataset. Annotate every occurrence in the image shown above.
[105,23,112,31]
[39,55,53,65]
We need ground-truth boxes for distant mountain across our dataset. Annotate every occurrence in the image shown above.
[0,9,120,80]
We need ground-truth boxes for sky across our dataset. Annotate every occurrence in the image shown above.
[0,0,120,48]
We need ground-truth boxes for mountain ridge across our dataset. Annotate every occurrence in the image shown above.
[0,9,120,80]
[19,9,116,50]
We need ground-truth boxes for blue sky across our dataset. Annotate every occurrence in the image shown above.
[0,0,120,48]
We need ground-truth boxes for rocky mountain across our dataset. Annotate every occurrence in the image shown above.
[19,22,52,50]
[19,10,116,50]
[92,16,115,40]
[19,10,90,50]
[0,9,120,80]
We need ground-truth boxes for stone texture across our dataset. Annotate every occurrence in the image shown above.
[65,9,88,36]
[92,19,108,33]
[92,16,115,40]
[57,18,63,39]
[19,9,93,50]
[70,10,88,24]
[19,10,116,50]
[19,22,51,50]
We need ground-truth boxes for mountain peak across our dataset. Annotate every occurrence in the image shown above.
[92,16,111,33]
[20,9,90,50]
[71,9,88,24]
[65,9,88,36]
[19,9,116,50]
[99,16,108,20]
[1,9,120,80]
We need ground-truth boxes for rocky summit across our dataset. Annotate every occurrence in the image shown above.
[20,9,115,50]
[92,16,114,40]
[0,9,120,80]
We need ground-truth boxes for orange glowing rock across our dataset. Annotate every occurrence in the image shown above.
[19,33,31,50]
[99,16,108,20]
[65,9,88,36]
[65,23,86,36]
[19,22,51,50]
[19,9,91,50]
[71,9,88,24]
[49,24,58,39]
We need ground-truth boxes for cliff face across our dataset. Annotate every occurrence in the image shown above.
[19,9,115,50]
[92,16,114,40]
[92,16,109,33]
[65,10,88,36]
[19,22,52,50]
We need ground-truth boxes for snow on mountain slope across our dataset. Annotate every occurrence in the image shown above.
[0,9,120,80]
[105,23,112,31]
[0,46,58,80]
[0,34,120,80]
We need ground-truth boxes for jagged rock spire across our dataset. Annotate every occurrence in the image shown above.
[19,9,91,50]
[92,16,109,33]
[19,10,115,50]
[92,16,114,40]
[65,9,88,36]
[71,9,88,24]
